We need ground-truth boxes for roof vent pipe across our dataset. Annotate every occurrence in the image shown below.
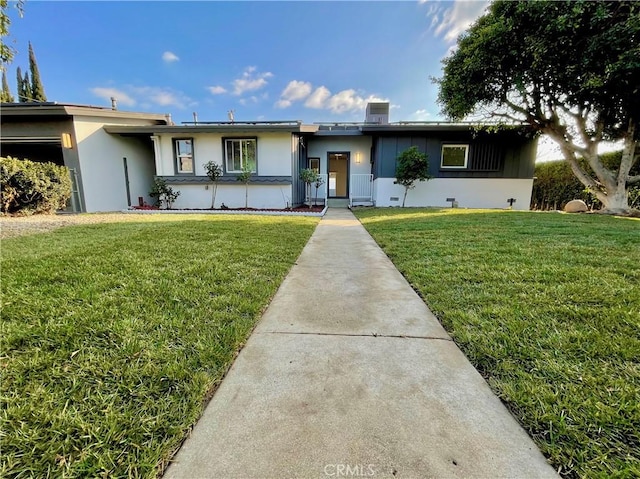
[193,112,198,124]
[110,97,117,110]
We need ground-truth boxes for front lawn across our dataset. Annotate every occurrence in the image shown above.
[354,208,639,478]
[1,214,318,478]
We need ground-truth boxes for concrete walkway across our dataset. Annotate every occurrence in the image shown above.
[165,209,558,479]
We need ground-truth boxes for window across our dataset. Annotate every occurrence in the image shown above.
[174,138,194,174]
[308,158,320,173]
[441,144,469,169]
[224,138,257,173]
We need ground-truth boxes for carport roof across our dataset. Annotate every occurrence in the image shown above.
[1,102,168,122]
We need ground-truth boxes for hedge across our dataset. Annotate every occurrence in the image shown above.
[531,151,640,210]
[1,156,72,215]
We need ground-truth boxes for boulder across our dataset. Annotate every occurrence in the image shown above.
[564,199,589,213]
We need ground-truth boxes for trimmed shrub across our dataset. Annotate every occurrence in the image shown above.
[1,157,72,215]
[531,151,640,210]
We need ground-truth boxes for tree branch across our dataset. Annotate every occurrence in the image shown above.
[544,128,608,203]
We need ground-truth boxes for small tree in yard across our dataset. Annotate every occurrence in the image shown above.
[299,168,318,208]
[203,161,222,209]
[394,146,432,207]
[437,0,640,215]
[314,174,325,207]
[149,177,180,209]
[237,163,252,208]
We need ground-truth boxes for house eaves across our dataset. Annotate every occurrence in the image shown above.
[0,102,167,123]
[360,122,532,134]
[104,123,320,135]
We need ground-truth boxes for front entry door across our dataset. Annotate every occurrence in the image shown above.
[328,152,349,198]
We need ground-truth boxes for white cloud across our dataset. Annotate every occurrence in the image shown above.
[326,89,389,114]
[90,85,194,109]
[427,0,489,43]
[276,80,312,108]
[207,85,227,95]
[304,86,332,109]
[232,66,273,96]
[162,51,180,63]
[239,93,268,106]
[275,99,291,109]
[410,109,432,121]
[90,87,136,106]
[302,85,388,114]
[129,86,194,108]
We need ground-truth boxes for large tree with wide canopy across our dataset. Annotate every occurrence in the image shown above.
[437,0,639,214]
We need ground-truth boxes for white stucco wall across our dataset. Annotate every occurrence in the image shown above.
[73,116,157,212]
[373,178,534,210]
[171,184,293,210]
[155,131,293,176]
[306,136,372,176]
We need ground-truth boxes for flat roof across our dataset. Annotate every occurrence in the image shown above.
[105,121,530,137]
[104,123,320,135]
[1,102,168,122]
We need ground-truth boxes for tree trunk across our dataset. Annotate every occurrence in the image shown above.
[245,183,248,208]
[597,184,631,215]
[548,129,637,215]
[402,187,409,207]
[211,183,217,209]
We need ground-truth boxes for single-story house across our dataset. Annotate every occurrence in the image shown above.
[106,102,537,210]
[1,102,168,212]
[2,102,537,211]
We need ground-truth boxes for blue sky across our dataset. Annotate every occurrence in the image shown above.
[5,1,491,124]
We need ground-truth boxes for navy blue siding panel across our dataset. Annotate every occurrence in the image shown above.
[374,132,536,179]
[376,137,398,178]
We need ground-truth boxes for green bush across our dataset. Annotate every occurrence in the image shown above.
[1,157,72,215]
[531,151,640,210]
[149,177,180,209]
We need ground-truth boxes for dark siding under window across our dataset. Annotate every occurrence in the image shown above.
[468,143,503,171]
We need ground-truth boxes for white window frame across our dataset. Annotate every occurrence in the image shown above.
[441,144,469,169]
[224,138,257,173]
[174,138,194,174]
[308,158,320,173]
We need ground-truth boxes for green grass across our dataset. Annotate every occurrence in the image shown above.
[354,208,640,479]
[1,214,319,478]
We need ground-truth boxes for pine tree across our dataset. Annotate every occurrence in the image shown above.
[16,65,24,102]
[23,71,32,102]
[1,69,14,102]
[28,42,46,101]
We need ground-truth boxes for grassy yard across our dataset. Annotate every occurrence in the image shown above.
[1,214,318,478]
[354,208,639,478]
